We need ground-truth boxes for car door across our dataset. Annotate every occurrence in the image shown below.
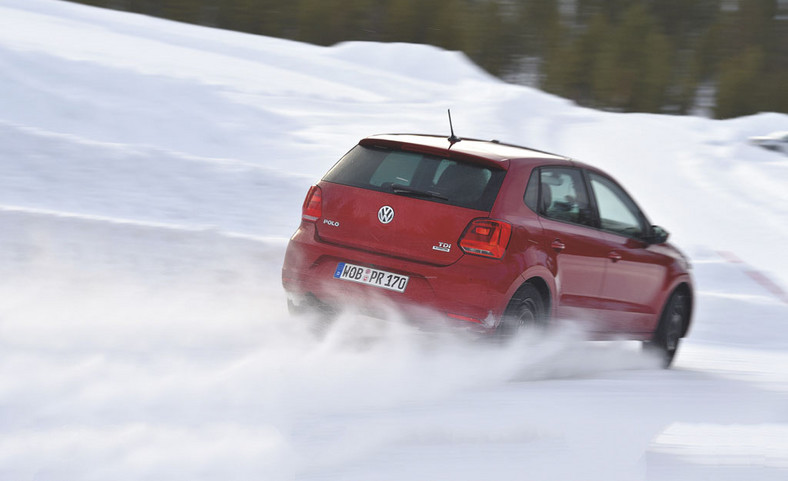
[587,171,668,334]
[534,167,610,322]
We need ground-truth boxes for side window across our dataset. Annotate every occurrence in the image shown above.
[589,173,646,238]
[539,167,594,226]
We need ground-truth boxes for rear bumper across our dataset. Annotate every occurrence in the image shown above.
[281,223,517,332]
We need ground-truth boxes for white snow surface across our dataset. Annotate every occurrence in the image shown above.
[1,1,788,480]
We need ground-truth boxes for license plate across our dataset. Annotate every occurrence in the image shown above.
[333,262,409,293]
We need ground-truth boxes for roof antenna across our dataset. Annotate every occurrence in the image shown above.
[447,109,460,144]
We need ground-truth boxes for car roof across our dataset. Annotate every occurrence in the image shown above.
[361,134,571,168]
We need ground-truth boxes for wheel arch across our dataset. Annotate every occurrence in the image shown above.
[504,275,552,321]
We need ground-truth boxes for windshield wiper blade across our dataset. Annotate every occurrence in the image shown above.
[391,183,449,201]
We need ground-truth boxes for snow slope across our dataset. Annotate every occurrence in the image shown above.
[1,1,787,480]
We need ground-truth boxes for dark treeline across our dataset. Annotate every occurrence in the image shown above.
[68,0,788,118]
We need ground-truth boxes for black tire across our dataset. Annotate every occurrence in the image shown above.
[645,290,688,368]
[496,284,546,339]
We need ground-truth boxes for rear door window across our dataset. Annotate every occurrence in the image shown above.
[323,145,505,211]
[536,167,595,227]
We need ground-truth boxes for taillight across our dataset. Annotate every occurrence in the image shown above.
[459,219,512,259]
[302,185,322,221]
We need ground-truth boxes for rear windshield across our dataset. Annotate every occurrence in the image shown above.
[323,145,505,211]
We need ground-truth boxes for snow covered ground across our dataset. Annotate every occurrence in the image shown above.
[1,1,787,480]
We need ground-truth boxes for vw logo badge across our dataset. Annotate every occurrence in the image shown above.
[377,206,395,224]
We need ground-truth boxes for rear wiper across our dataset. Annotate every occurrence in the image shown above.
[391,183,449,201]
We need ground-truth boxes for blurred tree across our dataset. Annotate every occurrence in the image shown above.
[706,0,785,117]
[463,0,514,77]
[160,0,199,24]
[542,31,583,101]
[647,0,721,41]
[426,0,469,51]
[571,12,611,105]
[548,2,672,113]
[716,46,765,119]
[576,0,637,23]
[385,0,430,43]
[633,29,673,112]
[516,0,561,57]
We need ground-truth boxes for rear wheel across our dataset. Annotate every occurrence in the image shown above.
[645,290,688,368]
[497,284,546,339]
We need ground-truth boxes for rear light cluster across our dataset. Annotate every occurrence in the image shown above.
[302,185,322,221]
[459,219,512,259]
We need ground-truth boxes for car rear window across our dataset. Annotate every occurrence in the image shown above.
[323,145,505,211]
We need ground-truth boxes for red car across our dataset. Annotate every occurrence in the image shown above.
[282,133,693,366]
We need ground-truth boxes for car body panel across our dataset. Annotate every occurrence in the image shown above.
[594,233,671,333]
[315,183,484,266]
[537,216,609,323]
[283,223,519,329]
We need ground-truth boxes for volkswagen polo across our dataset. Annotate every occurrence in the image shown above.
[282,133,693,366]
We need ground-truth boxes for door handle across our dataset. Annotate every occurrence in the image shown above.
[608,251,622,262]
[551,239,566,252]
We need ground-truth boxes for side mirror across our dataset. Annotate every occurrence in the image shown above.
[648,225,670,245]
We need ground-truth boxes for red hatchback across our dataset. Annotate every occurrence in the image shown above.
[282,133,693,366]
